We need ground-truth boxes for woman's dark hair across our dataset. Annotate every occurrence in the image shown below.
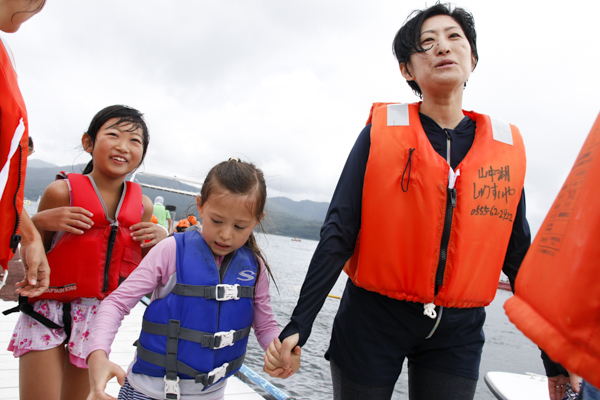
[199,158,275,288]
[392,2,478,98]
[82,105,150,174]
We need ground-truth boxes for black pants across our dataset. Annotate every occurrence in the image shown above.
[331,359,477,400]
[327,281,485,388]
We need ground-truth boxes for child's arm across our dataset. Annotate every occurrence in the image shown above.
[252,258,301,378]
[251,258,280,349]
[87,237,177,355]
[33,180,72,250]
[130,195,167,256]
[32,206,94,236]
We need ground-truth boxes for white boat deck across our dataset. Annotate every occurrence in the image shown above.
[0,299,264,400]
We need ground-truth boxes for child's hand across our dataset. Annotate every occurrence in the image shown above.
[129,222,168,248]
[86,350,126,400]
[32,206,94,235]
[263,336,301,379]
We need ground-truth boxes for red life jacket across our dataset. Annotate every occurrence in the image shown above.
[504,112,600,388]
[344,102,526,308]
[32,173,143,302]
[0,35,29,270]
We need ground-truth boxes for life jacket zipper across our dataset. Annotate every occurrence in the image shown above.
[103,223,119,292]
[84,176,128,293]
[435,129,457,292]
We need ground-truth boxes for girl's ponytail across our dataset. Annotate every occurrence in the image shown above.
[82,160,93,175]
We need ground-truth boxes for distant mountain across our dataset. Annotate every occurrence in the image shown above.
[262,207,324,240]
[266,197,328,222]
[22,164,328,240]
[27,159,57,169]
[23,163,88,201]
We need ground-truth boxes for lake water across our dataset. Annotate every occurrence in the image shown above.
[242,233,545,400]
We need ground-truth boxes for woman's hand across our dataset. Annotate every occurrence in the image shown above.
[130,222,168,248]
[548,374,571,400]
[86,350,126,400]
[32,206,94,235]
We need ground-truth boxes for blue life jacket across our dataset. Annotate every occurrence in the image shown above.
[132,230,257,394]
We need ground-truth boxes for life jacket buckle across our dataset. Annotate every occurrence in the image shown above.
[164,376,180,400]
[215,284,239,301]
[0,269,8,290]
[214,330,236,349]
[208,362,229,385]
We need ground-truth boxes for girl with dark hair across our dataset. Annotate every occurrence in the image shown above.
[265,3,531,400]
[86,159,296,400]
[7,105,164,400]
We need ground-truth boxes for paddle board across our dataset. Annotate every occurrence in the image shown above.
[484,371,548,400]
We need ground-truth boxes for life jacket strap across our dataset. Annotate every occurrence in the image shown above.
[165,320,179,381]
[172,283,254,301]
[136,340,245,387]
[142,319,251,349]
[3,295,60,328]
[2,295,73,339]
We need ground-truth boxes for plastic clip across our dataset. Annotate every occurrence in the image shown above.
[164,376,180,400]
[208,363,229,384]
[215,284,239,301]
[214,330,236,349]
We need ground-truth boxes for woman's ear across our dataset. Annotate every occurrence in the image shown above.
[400,63,414,81]
[81,133,93,153]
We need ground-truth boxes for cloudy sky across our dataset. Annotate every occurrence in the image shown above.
[6,0,600,235]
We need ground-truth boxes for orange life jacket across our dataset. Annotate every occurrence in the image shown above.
[0,35,28,270]
[504,112,600,388]
[344,102,526,308]
[32,173,143,302]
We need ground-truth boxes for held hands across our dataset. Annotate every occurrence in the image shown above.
[32,206,94,235]
[548,373,581,400]
[263,334,301,379]
[86,350,127,400]
[130,222,168,248]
